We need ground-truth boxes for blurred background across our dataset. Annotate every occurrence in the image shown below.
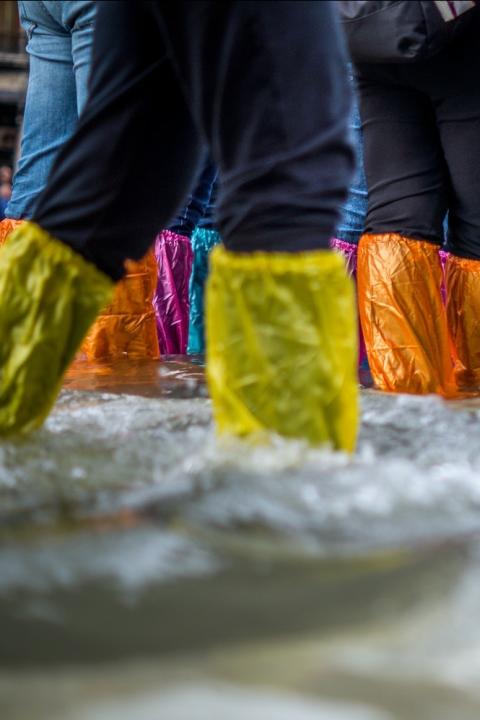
[0,1,25,205]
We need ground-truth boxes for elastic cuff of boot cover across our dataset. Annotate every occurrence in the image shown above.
[358,233,455,396]
[187,228,222,355]
[155,228,190,251]
[206,246,358,451]
[0,222,114,435]
[330,237,358,277]
[154,229,193,355]
[82,248,159,361]
[446,253,480,389]
[191,227,221,254]
[330,237,357,253]
[0,218,24,247]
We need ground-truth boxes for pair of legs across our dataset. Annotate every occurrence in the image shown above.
[32,0,354,276]
[355,11,480,393]
[0,1,360,448]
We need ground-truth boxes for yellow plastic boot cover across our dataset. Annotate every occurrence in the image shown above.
[446,254,480,390]
[81,251,159,360]
[206,247,358,451]
[0,222,114,435]
[357,233,455,396]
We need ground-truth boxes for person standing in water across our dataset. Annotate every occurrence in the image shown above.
[343,1,480,395]
[0,1,358,450]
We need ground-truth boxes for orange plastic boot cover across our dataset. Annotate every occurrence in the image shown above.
[357,233,455,395]
[0,220,159,360]
[81,249,160,360]
[0,218,24,248]
[446,254,480,390]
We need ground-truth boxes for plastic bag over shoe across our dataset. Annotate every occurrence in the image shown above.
[358,233,455,396]
[206,247,358,451]
[0,222,113,435]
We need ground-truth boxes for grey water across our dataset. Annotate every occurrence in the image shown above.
[2,363,480,719]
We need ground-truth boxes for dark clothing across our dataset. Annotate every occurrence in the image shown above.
[168,158,217,238]
[355,9,480,259]
[33,0,354,280]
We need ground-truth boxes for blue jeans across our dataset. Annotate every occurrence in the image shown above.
[168,159,218,238]
[336,71,368,245]
[7,1,96,219]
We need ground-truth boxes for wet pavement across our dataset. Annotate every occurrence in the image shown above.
[3,358,480,719]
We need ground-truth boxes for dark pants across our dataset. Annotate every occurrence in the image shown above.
[33,0,353,280]
[355,10,480,260]
[168,158,217,238]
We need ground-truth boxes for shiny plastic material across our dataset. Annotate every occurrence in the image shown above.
[446,253,480,390]
[206,246,358,451]
[439,249,448,304]
[358,233,455,396]
[0,222,113,435]
[154,230,193,355]
[188,227,221,354]
[330,237,367,368]
[0,218,23,248]
[81,250,159,360]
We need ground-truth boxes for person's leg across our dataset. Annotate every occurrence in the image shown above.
[158,1,358,447]
[33,1,202,280]
[355,67,454,395]
[6,1,78,219]
[187,225,221,355]
[431,20,480,388]
[335,69,368,247]
[64,1,159,361]
[153,230,193,355]
[2,2,358,448]
[185,164,220,355]
[183,161,220,355]
[169,158,217,238]
[333,68,369,369]
[0,0,201,434]
[59,1,96,113]
[159,1,354,254]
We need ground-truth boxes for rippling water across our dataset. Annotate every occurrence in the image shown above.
[2,361,480,719]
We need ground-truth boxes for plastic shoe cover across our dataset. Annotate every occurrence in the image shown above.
[446,253,480,390]
[0,218,23,248]
[0,222,113,436]
[206,246,358,451]
[330,237,367,368]
[358,233,455,396]
[188,227,221,354]
[81,250,159,360]
[154,229,193,355]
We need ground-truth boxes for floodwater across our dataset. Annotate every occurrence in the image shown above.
[3,358,480,719]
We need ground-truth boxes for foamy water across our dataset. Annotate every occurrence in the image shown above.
[2,385,480,719]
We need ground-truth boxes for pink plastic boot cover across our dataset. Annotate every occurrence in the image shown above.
[154,230,193,354]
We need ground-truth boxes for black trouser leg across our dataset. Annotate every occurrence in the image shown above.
[356,70,448,245]
[34,0,354,279]
[355,11,480,257]
[34,1,202,280]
